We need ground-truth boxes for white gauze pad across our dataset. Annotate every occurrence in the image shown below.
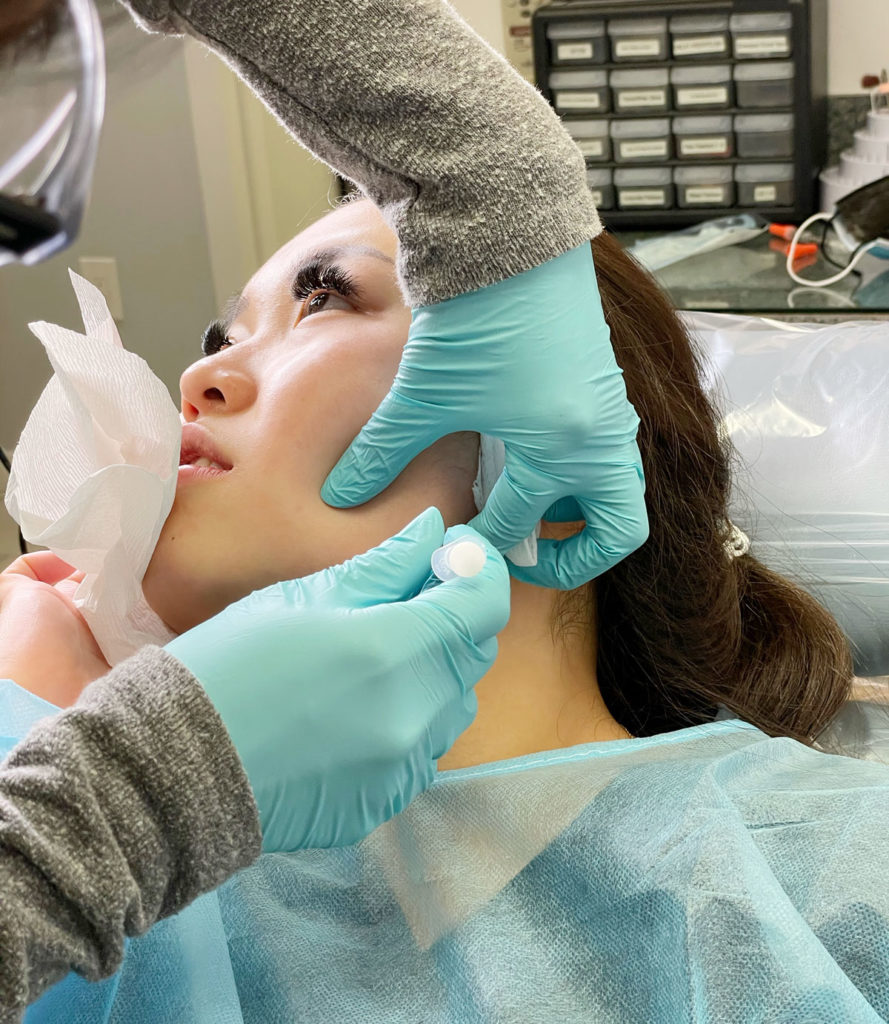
[4,271,181,665]
[472,435,540,566]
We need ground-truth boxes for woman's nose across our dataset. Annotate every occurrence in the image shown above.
[179,356,257,421]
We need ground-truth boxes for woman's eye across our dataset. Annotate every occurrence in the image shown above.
[300,290,351,319]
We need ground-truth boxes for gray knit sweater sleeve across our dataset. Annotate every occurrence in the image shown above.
[119,0,602,306]
[0,646,261,1023]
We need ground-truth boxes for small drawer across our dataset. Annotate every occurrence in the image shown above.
[586,168,615,210]
[549,70,610,114]
[610,68,670,113]
[614,167,674,209]
[671,65,733,110]
[674,165,734,207]
[673,115,734,160]
[734,113,795,159]
[735,162,795,206]
[608,17,668,63]
[547,20,608,65]
[670,14,730,60]
[564,118,612,162]
[733,61,795,109]
[611,118,672,163]
[730,12,793,60]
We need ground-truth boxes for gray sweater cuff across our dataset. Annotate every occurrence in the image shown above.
[0,645,260,1019]
[119,0,602,306]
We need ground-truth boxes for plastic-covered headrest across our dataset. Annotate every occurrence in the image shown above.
[684,311,889,676]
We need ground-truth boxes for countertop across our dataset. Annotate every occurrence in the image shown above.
[615,227,889,321]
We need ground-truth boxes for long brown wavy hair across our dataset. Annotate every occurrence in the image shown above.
[585,231,853,744]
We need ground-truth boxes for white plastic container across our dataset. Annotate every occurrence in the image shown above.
[730,12,793,60]
[610,68,670,113]
[735,163,794,206]
[734,113,795,159]
[586,167,615,210]
[564,118,612,162]
[839,149,889,190]
[614,167,674,209]
[674,165,734,207]
[733,61,795,109]
[611,118,672,163]
[547,20,608,65]
[669,14,730,59]
[549,70,610,114]
[671,65,733,110]
[608,18,668,62]
[819,109,889,210]
[673,115,734,160]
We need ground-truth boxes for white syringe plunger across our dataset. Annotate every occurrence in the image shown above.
[430,538,487,582]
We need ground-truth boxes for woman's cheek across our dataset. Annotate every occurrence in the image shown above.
[313,345,402,456]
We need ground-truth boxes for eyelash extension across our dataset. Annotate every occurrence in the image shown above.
[201,319,228,356]
[291,259,358,305]
[201,258,358,356]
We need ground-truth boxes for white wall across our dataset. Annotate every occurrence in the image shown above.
[826,0,887,94]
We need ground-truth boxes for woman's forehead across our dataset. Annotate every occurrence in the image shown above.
[257,201,396,287]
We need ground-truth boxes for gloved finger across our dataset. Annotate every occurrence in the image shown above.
[408,525,510,644]
[509,472,649,589]
[321,389,450,508]
[467,458,556,554]
[327,506,446,607]
[542,497,583,523]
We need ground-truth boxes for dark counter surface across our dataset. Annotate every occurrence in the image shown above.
[615,227,889,320]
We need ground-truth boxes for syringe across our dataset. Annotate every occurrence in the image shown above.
[429,538,487,582]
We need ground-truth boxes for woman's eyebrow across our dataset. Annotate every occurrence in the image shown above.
[221,290,249,333]
[291,244,395,271]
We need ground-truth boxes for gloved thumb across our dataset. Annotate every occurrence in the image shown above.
[326,506,446,607]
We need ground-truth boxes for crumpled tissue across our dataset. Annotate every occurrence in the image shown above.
[4,271,181,665]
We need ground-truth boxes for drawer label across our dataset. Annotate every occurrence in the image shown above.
[556,41,595,61]
[555,90,601,109]
[673,34,727,57]
[619,188,667,206]
[753,184,779,202]
[618,88,667,108]
[577,138,605,158]
[615,38,662,58]
[685,186,727,204]
[620,139,669,159]
[679,135,729,156]
[735,34,791,57]
[676,86,729,107]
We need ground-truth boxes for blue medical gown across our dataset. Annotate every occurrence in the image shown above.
[3,679,888,1024]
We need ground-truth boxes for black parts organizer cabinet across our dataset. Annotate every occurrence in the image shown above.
[533,0,828,227]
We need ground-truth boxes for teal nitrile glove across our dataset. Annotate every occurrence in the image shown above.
[164,508,508,852]
[321,242,648,590]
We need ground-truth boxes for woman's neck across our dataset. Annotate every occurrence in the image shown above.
[437,576,631,771]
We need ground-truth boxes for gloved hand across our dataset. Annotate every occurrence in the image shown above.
[164,508,508,852]
[321,242,648,590]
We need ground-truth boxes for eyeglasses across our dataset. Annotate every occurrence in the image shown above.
[0,0,105,267]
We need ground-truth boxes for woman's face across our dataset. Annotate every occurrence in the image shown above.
[143,200,478,633]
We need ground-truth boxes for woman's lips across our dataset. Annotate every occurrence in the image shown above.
[177,463,231,484]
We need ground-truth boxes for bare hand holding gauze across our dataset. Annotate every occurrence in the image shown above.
[4,271,180,664]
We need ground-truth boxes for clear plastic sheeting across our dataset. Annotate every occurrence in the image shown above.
[816,678,889,762]
[683,312,889,677]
